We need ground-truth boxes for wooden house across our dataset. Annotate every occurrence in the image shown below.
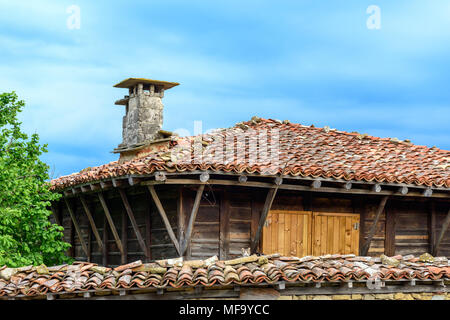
[50,78,450,267]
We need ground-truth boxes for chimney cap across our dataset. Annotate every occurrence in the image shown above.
[113,78,180,90]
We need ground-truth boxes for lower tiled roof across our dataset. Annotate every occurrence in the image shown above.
[0,253,448,299]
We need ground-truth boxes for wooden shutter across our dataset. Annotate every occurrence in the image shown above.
[262,210,312,256]
[262,210,360,257]
[312,212,360,256]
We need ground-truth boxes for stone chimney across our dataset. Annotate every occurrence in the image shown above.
[113,78,179,157]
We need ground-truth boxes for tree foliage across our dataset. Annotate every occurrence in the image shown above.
[0,92,71,267]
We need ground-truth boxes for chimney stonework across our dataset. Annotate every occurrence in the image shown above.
[113,78,179,155]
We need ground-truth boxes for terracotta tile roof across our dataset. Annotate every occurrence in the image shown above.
[0,254,448,299]
[51,118,450,190]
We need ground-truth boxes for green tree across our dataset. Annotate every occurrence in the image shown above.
[0,92,71,267]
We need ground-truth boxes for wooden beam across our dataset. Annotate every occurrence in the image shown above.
[90,183,101,192]
[372,184,382,193]
[181,184,205,255]
[200,172,210,183]
[63,198,89,257]
[311,180,321,189]
[118,188,148,257]
[274,176,283,186]
[142,178,450,198]
[143,170,450,192]
[398,186,408,195]
[97,193,124,256]
[79,196,103,250]
[147,186,181,256]
[155,171,167,182]
[128,176,141,186]
[238,175,248,184]
[112,178,126,188]
[343,182,352,190]
[361,195,389,255]
[423,188,433,197]
[100,180,112,189]
[251,186,279,252]
[433,207,450,256]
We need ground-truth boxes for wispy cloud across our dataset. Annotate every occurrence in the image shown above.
[0,0,448,177]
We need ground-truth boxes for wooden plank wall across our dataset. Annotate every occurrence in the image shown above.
[361,199,386,256]
[188,187,221,259]
[58,186,178,267]
[228,189,253,258]
[390,200,429,256]
[181,187,266,260]
[434,201,450,257]
[58,187,450,264]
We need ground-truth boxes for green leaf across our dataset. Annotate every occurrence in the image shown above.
[0,92,70,268]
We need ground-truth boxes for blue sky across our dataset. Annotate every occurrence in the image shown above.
[0,1,449,178]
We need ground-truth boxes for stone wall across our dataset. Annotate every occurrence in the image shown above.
[278,292,449,300]
[122,84,164,148]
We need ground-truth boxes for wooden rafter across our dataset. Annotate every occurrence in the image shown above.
[97,193,124,256]
[433,207,450,256]
[361,195,389,255]
[147,185,181,256]
[118,188,149,257]
[251,186,279,252]
[181,184,205,255]
[63,198,89,257]
[142,178,449,198]
[79,195,103,250]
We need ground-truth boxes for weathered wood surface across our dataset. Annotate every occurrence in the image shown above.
[143,178,449,198]
[98,193,124,256]
[181,185,205,255]
[384,206,396,256]
[56,183,449,264]
[79,196,103,250]
[434,207,450,256]
[251,187,279,252]
[361,196,389,255]
[147,186,181,256]
[64,198,89,256]
[429,201,436,254]
[118,189,148,257]
[121,205,128,264]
